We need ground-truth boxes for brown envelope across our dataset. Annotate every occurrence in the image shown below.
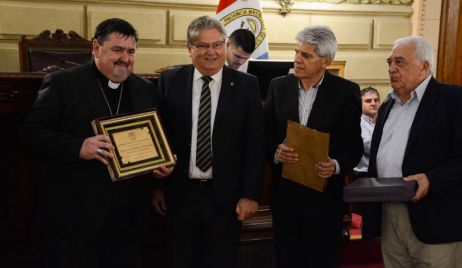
[282,120,330,192]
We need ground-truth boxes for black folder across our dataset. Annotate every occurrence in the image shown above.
[343,177,416,202]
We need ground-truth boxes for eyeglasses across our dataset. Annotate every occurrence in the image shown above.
[191,41,225,51]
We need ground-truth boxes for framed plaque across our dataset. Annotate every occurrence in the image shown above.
[92,109,175,181]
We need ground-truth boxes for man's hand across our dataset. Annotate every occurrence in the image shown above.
[315,157,336,179]
[404,173,430,202]
[276,144,299,164]
[152,165,174,179]
[152,154,176,179]
[79,135,114,165]
[152,189,167,215]
[235,198,258,221]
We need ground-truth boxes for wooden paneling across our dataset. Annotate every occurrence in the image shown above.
[311,16,372,49]
[373,17,412,49]
[437,0,462,85]
[87,6,168,44]
[0,72,275,268]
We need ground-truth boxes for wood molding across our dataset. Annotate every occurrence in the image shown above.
[437,0,462,85]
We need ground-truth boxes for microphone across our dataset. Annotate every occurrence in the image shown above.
[61,60,81,66]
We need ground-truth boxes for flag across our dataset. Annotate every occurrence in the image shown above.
[216,0,269,60]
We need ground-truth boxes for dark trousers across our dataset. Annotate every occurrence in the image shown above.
[36,181,148,268]
[169,183,240,268]
[271,179,344,268]
[37,229,142,268]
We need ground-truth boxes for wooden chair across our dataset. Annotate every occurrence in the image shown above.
[18,29,92,73]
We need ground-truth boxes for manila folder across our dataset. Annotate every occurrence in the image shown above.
[282,120,329,192]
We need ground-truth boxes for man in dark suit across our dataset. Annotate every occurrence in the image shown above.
[362,36,462,267]
[152,15,265,268]
[22,18,172,268]
[265,25,363,268]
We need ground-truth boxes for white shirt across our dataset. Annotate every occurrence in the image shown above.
[225,60,249,73]
[188,68,223,179]
[376,75,431,178]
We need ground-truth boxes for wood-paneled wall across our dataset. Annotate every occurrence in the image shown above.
[0,0,418,95]
[437,0,462,86]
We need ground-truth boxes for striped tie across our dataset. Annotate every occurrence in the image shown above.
[196,76,213,172]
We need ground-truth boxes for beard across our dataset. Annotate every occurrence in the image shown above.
[112,64,131,82]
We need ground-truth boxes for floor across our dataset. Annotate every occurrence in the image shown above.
[339,214,384,268]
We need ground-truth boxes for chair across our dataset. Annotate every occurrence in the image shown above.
[18,29,92,73]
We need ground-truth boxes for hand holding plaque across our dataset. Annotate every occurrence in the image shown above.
[92,109,175,181]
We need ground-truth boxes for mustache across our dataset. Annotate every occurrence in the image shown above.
[115,61,129,67]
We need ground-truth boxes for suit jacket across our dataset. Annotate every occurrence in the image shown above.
[265,72,363,199]
[157,65,265,214]
[363,77,462,244]
[22,62,158,237]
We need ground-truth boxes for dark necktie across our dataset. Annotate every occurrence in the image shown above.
[196,76,213,172]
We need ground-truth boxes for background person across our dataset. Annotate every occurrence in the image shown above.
[225,28,256,71]
[354,87,381,175]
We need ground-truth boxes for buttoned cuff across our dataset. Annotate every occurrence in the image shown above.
[333,159,340,175]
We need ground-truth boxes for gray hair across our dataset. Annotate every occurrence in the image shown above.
[295,25,337,60]
[394,36,433,74]
[187,15,227,45]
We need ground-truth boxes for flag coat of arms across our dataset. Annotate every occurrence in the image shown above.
[216,0,269,60]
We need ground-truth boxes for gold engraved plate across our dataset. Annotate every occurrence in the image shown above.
[113,127,159,164]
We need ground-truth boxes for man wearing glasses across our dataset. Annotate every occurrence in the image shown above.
[153,15,265,268]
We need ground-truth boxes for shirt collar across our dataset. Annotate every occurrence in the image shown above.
[298,73,325,90]
[193,67,223,84]
[390,74,431,104]
[361,114,375,125]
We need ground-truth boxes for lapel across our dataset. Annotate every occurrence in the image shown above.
[307,71,331,128]
[403,77,438,161]
[213,66,233,129]
[285,75,300,123]
[183,66,194,136]
[79,62,112,119]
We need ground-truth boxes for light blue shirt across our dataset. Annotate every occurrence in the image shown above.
[298,79,320,126]
[376,75,431,178]
[354,114,375,173]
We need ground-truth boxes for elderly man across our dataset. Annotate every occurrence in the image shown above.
[22,18,172,268]
[265,25,363,267]
[362,36,462,267]
[354,87,381,175]
[153,15,264,268]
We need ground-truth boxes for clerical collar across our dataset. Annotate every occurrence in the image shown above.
[108,80,120,89]
[92,62,121,89]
